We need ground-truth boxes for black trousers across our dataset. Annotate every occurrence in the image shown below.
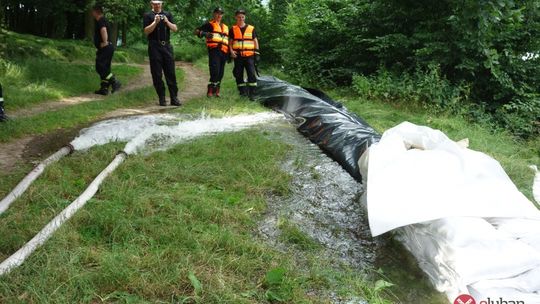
[95,44,115,81]
[233,56,257,87]
[208,48,227,86]
[148,41,178,98]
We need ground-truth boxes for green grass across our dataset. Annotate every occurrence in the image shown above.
[0,133,391,303]
[1,29,145,64]
[1,59,142,110]
[0,68,185,143]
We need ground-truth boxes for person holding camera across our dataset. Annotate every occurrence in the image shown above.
[194,7,229,98]
[143,0,181,106]
[92,5,121,95]
[229,9,260,100]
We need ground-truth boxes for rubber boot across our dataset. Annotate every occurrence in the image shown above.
[171,96,182,106]
[207,84,215,98]
[238,86,247,97]
[215,85,221,98]
[159,96,167,106]
[0,101,7,122]
[248,86,256,101]
[109,76,122,94]
[95,81,109,95]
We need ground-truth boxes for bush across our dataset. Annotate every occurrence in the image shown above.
[353,66,469,112]
[173,37,207,63]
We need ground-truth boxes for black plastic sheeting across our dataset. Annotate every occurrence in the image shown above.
[254,76,381,183]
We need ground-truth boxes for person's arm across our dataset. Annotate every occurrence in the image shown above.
[144,14,161,36]
[254,38,259,51]
[163,13,177,32]
[194,23,212,38]
[99,27,109,48]
[229,28,237,58]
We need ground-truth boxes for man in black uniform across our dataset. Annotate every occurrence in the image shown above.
[92,5,121,95]
[230,9,260,100]
[0,83,7,122]
[143,0,181,106]
[194,7,229,98]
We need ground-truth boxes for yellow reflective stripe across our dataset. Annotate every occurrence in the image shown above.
[106,73,113,80]
[232,41,255,50]
[247,82,258,87]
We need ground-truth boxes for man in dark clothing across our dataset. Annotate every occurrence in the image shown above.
[143,0,181,106]
[0,83,7,122]
[92,5,121,95]
[194,7,229,98]
[230,9,260,100]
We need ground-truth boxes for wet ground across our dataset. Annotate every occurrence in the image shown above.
[260,121,447,304]
[0,111,447,303]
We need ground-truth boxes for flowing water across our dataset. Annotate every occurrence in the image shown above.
[6,112,446,302]
[259,121,447,303]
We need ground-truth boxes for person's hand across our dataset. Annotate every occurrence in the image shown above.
[154,14,161,23]
[255,50,261,63]
[100,41,109,48]
[231,50,237,58]
[162,15,168,23]
[205,32,213,39]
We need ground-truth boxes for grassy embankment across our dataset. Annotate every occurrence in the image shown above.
[0,36,538,303]
[0,30,186,143]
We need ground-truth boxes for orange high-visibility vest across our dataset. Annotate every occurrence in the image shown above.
[232,25,255,57]
[206,21,229,54]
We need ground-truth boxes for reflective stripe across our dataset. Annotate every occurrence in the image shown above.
[232,25,256,57]
[0,98,3,102]
[106,73,113,80]
[247,83,258,87]
[206,21,229,53]
[237,83,247,87]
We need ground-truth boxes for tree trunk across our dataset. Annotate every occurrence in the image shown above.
[110,22,119,47]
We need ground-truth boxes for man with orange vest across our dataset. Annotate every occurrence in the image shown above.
[230,9,260,100]
[195,7,229,98]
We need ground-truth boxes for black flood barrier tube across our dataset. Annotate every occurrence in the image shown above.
[254,76,381,182]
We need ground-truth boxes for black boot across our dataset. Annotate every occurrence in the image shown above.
[95,81,109,95]
[238,86,247,97]
[109,77,122,94]
[159,96,167,106]
[171,96,182,106]
[207,84,215,98]
[0,101,7,122]
[248,86,256,101]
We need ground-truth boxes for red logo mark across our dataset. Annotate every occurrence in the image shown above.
[454,294,476,304]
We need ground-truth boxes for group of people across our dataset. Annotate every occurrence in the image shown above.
[100,0,261,105]
[0,1,261,124]
[195,7,260,100]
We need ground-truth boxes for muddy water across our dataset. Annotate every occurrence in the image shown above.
[260,121,447,304]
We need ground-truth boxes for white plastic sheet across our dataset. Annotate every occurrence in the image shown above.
[364,122,540,302]
[366,122,540,237]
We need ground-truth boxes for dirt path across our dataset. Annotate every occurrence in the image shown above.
[10,63,153,118]
[0,61,207,173]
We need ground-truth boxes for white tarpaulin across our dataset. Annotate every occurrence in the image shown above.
[364,122,540,301]
[366,122,540,237]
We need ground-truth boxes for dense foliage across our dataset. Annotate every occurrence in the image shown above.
[278,0,540,137]
[1,0,538,136]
